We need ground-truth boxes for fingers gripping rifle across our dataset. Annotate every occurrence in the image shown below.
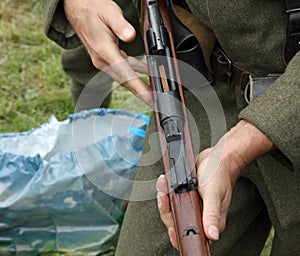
[142,0,210,255]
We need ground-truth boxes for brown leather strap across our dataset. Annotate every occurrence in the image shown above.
[210,47,253,89]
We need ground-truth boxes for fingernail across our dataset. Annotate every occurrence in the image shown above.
[208,225,219,240]
[158,174,165,179]
[122,27,134,40]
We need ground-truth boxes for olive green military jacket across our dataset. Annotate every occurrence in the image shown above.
[43,0,299,171]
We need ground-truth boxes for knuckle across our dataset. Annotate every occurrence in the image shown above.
[209,211,221,222]
[91,56,105,70]
[203,205,221,222]
[103,2,123,25]
[90,47,108,70]
[110,1,123,14]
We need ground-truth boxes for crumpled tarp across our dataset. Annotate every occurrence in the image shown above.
[0,108,149,256]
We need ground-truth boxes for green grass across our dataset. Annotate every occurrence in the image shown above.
[0,0,150,134]
[0,0,73,133]
[0,0,273,254]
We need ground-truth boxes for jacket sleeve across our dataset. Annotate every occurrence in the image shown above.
[239,51,300,171]
[42,0,81,49]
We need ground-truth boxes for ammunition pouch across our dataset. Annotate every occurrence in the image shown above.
[244,75,280,104]
[169,2,214,79]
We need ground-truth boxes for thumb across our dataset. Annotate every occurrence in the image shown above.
[105,3,136,42]
[111,18,136,42]
[201,194,221,241]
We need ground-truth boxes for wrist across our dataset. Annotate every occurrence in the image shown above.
[219,120,274,178]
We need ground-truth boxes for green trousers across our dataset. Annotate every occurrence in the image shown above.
[60,0,144,111]
[115,82,300,256]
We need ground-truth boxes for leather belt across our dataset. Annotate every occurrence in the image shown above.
[210,47,253,89]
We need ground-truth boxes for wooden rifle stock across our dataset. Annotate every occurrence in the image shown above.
[141,0,210,255]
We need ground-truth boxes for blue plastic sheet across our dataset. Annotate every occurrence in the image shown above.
[0,109,149,256]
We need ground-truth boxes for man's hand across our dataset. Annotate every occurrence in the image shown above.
[157,120,274,248]
[64,0,151,104]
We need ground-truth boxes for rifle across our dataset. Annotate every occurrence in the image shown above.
[141,0,210,255]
